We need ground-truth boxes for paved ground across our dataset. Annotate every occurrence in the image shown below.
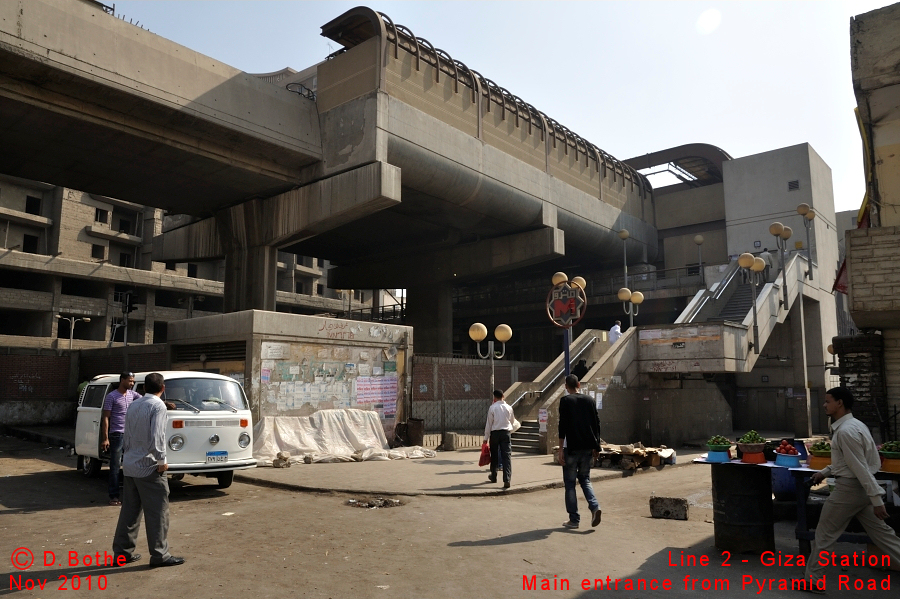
[0,424,728,496]
[1,430,897,598]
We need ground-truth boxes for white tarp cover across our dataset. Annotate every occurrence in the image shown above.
[253,410,436,465]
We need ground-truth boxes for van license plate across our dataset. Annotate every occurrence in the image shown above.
[206,451,228,463]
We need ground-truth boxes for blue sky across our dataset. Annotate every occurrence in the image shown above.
[113,1,895,214]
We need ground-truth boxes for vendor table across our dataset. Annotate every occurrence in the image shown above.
[694,458,900,554]
[788,467,900,555]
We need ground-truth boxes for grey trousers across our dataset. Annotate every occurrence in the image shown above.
[805,477,900,580]
[112,472,172,563]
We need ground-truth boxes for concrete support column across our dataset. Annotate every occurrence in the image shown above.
[223,246,278,312]
[371,289,382,320]
[142,289,155,344]
[802,297,826,433]
[789,298,812,438]
[104,284,117,346]
[406,283,453,355]
[46,277,62,338]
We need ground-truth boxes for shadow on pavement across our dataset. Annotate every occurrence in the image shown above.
[449,527,595,547]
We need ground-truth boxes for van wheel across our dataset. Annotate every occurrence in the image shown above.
[78,455,101,478]
[215,471,234,489]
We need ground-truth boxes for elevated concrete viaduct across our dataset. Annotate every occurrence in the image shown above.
[1,2,659,353]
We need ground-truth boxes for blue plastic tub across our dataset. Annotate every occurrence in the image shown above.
[706,450,731,463]
[772,440,807,499]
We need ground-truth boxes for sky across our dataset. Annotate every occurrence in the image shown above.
[112,0,897,215]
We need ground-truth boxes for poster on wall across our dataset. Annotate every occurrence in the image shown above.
[258,341,402,422]
[538,409,548,432]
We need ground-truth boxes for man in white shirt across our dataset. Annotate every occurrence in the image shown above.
[484,389,515,489]
[802,387,900,590]
[609,321,622,344]
[112,373,185,568]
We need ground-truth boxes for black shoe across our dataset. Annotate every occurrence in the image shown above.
[149,556,185,568]
[114,553,141,566]
[503,482,511,489]
[488,475,497,483]
[591,509,602,527]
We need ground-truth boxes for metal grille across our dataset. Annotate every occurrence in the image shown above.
[173,341,246,362]
[410,356,507,434]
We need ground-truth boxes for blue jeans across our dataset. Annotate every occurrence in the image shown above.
[563,449,599,523]
[108,432,124,499]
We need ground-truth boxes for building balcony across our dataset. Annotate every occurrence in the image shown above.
[0,206,52,228]
[84,224,142,246]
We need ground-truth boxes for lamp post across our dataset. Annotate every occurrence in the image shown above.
[619,229,630,289]
[617,287,644,329]
[796,203,816,280]
[738,253,766,354]
[769,221,793,308]
[546,272,587,376]
[469,323,513,393]
[694,234,705,286]
[56,314,91,350]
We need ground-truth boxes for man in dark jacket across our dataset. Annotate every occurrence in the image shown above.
[557,374,602,529]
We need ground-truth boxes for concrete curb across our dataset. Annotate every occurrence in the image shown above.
[234,454,700,498]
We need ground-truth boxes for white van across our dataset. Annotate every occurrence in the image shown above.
[75,371,256,488]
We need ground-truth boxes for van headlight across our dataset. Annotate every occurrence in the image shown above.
[169,435,185,451]
[238,432,251,448]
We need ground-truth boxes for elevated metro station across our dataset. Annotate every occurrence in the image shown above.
[0,1,850,445]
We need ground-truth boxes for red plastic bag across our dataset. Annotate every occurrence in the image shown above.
[478,441,491,467]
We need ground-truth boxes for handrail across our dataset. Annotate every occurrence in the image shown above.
[678,259,741,323]
[509,335,598,409]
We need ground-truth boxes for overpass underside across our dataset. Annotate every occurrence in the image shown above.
[154,7,662,351]
[1,3,662,354]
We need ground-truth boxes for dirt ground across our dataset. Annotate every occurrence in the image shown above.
[0,434,895,598]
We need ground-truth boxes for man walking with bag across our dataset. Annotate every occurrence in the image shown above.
[557,374,602,529]
[484,389,516,489]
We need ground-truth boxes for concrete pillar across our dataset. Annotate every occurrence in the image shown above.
[789,298,812,438]
[104,284,117,345]
[223,245,278,312]
[406,283,453,355]
[46,277,62,338]
[142,289,155,344]
[371,288,382,320]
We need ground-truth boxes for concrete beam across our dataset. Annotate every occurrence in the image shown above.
[152,161,402,262]
[330,227,565,288]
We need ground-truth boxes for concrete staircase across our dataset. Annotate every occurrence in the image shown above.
[715,282,755,321]
[511,420,541,453]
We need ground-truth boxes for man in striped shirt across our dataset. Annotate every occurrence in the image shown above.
[112,373,185,568]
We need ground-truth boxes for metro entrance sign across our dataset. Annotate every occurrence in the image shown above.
[547,281,587,328]
[545,273,587,377]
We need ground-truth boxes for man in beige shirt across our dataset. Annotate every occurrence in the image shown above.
[803,387,900,589]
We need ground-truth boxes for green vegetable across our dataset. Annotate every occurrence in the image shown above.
[707,435,730,446]
[880,440,900,452]
[810,441,831,452]
[738,430,766,443]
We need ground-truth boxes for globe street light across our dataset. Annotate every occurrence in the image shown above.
[694,234,705,286]
[797,203,816,280]
[738,253,766,354]
[469,322,513,394]
[618,229,630,289]
[769,222,793,308]
[618,287,644,329]
[56,314,91,350]
[547,273,587,376]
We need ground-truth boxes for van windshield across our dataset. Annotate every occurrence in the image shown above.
[161,378,249,411]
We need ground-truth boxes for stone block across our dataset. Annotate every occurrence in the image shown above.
[649,496,689,520]
[443,431,459,451]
